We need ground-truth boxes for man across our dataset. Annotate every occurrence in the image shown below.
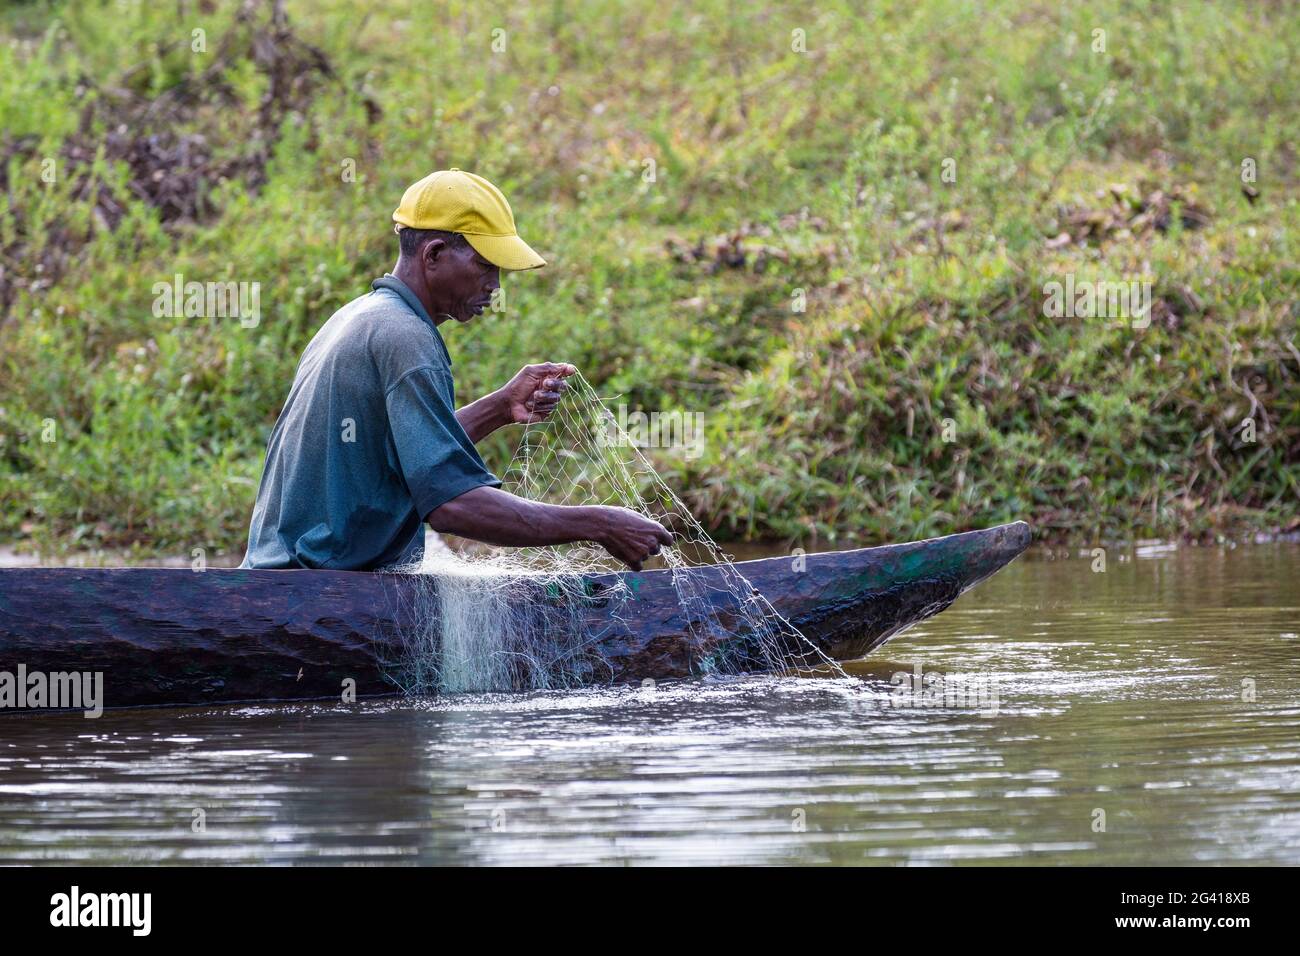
[242,168,671,571]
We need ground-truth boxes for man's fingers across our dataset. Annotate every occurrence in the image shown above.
[528,362,576,375]
[537,362,577,378]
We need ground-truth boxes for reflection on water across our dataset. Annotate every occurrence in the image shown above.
[1,543,1297,865]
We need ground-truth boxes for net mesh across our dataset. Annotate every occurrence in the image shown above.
[381,372,843,694]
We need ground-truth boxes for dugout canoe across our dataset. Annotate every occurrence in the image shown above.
[0,521,1030,710]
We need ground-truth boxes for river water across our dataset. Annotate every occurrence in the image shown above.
[1,542,1297,865]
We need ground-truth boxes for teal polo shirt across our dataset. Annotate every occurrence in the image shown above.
[241,274,501,570]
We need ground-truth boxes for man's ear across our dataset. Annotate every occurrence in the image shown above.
[421,237,446,271]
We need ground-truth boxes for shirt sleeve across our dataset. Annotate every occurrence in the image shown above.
[385,366,502,519]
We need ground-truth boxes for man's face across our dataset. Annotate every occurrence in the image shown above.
[422,239,500,323]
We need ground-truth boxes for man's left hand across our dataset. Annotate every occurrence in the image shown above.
[502,362,577,425]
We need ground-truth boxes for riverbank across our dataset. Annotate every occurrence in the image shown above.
[1,0,1296,559]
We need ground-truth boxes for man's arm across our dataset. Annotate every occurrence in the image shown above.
[427,485,673,571]
[455,390,511,444]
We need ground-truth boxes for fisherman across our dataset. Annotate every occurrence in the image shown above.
[241,169,671,572]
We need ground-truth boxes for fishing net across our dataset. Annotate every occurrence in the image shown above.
[381,372,843,694]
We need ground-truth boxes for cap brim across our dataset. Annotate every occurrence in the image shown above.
[464,233,546,271]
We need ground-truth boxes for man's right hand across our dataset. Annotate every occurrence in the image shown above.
[594,506,674,571]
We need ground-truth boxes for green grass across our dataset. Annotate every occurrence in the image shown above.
[1,0,1297,560]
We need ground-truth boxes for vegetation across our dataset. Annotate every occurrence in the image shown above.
[1,0,1296,560]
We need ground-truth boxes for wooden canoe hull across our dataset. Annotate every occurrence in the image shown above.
[0,521,1030,709]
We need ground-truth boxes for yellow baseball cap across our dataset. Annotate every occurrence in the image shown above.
[392,168,546,271]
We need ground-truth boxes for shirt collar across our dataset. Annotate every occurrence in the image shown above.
[371,274,452,367]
